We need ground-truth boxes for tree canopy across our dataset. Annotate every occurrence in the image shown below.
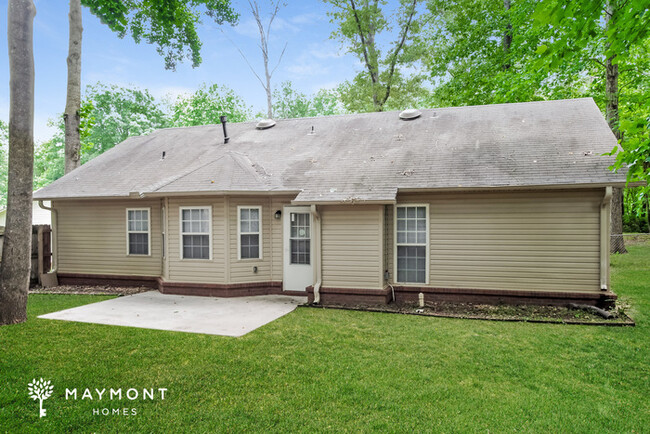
[272,82,345,119]
[325,0,424,111]
[82,0,240,70]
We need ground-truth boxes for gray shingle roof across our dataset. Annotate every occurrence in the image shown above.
[34,98,626,203]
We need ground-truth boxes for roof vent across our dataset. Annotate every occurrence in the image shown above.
[256,119,276,130]
[399,109,421,120]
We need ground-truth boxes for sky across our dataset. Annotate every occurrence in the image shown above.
[0,0,373,142]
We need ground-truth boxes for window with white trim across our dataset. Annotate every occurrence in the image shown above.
[181,207,211,259]
[396,205,428,283]
[239,207,261,259]
[127,208,150,255]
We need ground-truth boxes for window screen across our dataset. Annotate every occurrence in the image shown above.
[127,209,149,255]
[239,208,260,259]
[290,212,310,265]
[181,208,210,259]
[396,206,427,283]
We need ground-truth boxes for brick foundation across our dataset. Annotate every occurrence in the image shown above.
[52,273,616,309]
[55,273,307,297]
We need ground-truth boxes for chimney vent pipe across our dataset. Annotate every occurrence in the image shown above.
[219,115,229,144]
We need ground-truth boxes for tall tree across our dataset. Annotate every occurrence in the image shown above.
[605,2,626,253]
[1,0,36,325]
[62,1,239,174]
[325,0,422,112]
[228,0,286,119]
[0,121,8,209]
[64,0,82,174]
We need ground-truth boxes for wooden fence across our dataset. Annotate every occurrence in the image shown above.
[0,224,52,286]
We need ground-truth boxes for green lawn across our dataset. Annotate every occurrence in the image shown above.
[1,247,649,433]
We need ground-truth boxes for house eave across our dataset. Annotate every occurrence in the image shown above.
[396,182,631,194]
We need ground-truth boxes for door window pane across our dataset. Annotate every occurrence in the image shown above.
[290,213,310,264]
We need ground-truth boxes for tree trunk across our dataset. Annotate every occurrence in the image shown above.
[64,0,82,174]
[502,0,512,70]
[1,0,36,325]
[264,58,272,119]
[604,1,627,254]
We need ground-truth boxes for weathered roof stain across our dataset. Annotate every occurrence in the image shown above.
[34,98,626,203]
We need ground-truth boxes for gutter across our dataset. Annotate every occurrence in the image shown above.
[310,204,322,304]
[38,200,57,273]
[600,187,612,291]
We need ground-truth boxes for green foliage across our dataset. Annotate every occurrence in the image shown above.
[33,122,65,190]
[82,0,239,70]
[337,70,426,112]
[325,0,424,111]
[83,84,169,161]
[532,0,649,66]
[422,0,590,107]
[169,83,252,126]
[272,82,345,119]
[0,120,7,209]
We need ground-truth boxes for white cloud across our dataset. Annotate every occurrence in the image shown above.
[290,13,324,25]
[308,41,344,60]
[232,16,299,40]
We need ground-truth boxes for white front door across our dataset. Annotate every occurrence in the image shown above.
[283,206,314,291]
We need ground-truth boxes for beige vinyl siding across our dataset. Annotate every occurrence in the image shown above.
[271,197,292,281]
[384,204,393,279]
[321,205,384,289]
[229,196,274,283]
[55,199,162,276]
[167,197,225,284]
[158,195,293,285]
[394,189,602,293]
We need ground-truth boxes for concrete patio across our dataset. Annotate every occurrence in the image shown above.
[38,291,307,337]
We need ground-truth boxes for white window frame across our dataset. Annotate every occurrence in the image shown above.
[393,203,430,285]
[126,207,151,256]
[179,206,212,260]
[237,206,263,260]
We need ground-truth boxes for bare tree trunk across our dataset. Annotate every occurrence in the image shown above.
[1,0,36,325]
[502,0,512,70]
[246,0,286,119]
[604,1,627,254]
[64,0,82,174]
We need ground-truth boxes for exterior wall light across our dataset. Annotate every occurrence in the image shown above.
[274,210,282,220]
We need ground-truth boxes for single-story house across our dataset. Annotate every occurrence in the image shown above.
[33,98,626,308]
[0,200,51,227]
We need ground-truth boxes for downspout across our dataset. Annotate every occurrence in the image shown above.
[310,204,322,304]
[600,187,613,291]
[38,200,57,273]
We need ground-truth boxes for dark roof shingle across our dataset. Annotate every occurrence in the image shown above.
[34,98,626,202]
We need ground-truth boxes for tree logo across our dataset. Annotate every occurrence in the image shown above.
[28,378,54,418]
